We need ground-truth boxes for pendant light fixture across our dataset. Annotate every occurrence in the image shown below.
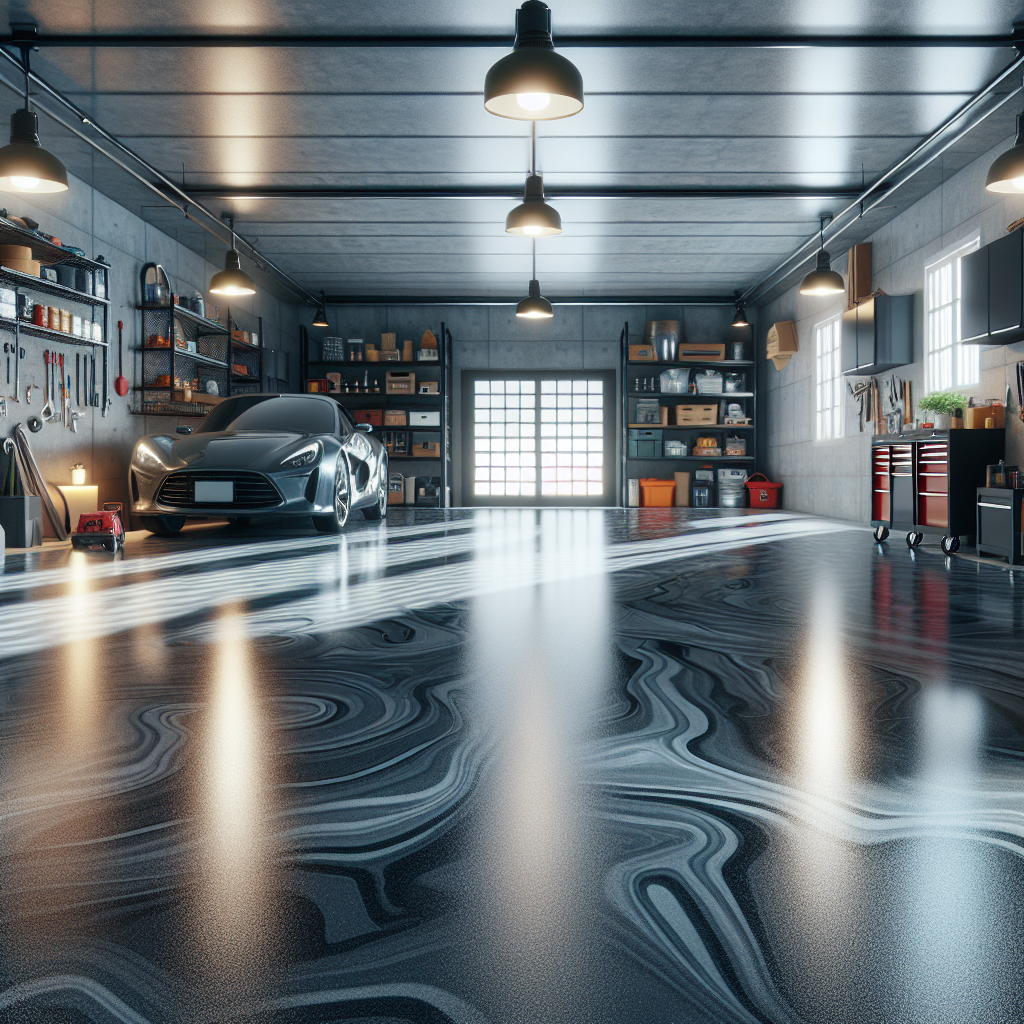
[986,85,1024,192]
[209,214,257,296]
[0,45,69,194]
[731,294,749,328]
[484,1,584,121]
[506,123,562,235]
[312,290,329,328]
[799,215,845,296]
[516,238,553,318]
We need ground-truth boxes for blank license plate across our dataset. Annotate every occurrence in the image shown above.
[195,480,234,503]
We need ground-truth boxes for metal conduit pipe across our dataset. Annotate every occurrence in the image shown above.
[0,47,319,305]
[741,52,1024,304]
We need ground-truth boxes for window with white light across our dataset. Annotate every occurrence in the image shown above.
[815,313,843,440]
[925,237,980,393]
[465,372,613,506]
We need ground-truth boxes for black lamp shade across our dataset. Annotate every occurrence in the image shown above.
[516,278,554,318]
[312,304,329,327]
[799,250,845,296]
[210,249,256,296]
[986,114,1024,192]
[505,174,562,235]
[0,109,69,194]
[484,1,583,120]
[731,304,750,328]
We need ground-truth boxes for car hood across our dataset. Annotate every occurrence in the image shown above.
[171,431,313,469]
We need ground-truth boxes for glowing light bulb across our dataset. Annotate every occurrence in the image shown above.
[523,224,543,236]
[10,176,39,189]
[1012,175,1024,191]
[517,93,551,112]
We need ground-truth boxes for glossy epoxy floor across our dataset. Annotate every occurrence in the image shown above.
[1,508,1023,1024]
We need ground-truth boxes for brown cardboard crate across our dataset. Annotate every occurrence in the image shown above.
[673,471,691,507]
[354,409,383,426]
[964,404,1005,429]
[384,410,407,426]
[628,344,656,361]
[676,343,725,361]
[675,403,718,425]
[386,371,416,394]
[412,442,440,457]
[381,332,397,351]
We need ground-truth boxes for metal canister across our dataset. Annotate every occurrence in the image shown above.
[731,341,747,360]
[60,309,71,334]
[32,303,45,326]
[47,306,60,330]
[17,294,33,321]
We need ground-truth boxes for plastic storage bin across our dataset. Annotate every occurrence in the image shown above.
[639,478,677,507]
[745,472,783,508]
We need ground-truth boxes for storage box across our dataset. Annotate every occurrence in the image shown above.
[0,495,42,548]
[381,332,397,351]
[379,350,401,362]
[676,403,718,425]
[326,372,341,392]
[307,379,329,393]
[412,443,440,458]
[725,435,747,457]
[404,475,416,504]
[639,478,676,507]
[419,381,439,394]
[676,343,726,361]
[964,404,1005,429]
[416,349,439,361]
[415,476,442,506]
[628,344,657,361]
[628,428,662,458]
[410,410,440,427]
[767,321,798,370]
[388,473,405,504]
[674,471,691,507]
[384,410,407,426]
[354,409,383,426]
[386,371,415,394]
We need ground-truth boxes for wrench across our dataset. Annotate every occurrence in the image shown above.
[12,341,22,403]
[40,350,54,420]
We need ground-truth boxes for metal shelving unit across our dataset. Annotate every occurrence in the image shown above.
[303,323,452,507]
[0,222,110,410]
[132,303,263,417]
[619,324,758,506]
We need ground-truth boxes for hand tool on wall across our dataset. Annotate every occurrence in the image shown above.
[59,354,66,428]
[75,352,80,408]
[4,342,9,386]
[40,350,54,421]
[114,320,128,397]
[91,354,98,407]
[65,373,72,430]
[12,341,22,403]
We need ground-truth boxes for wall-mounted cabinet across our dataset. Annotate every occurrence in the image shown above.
[840,294,913,375]
[961,230,1024,344]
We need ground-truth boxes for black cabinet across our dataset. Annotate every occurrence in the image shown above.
[961,229,1024,345]
[841,294,912,375]
[960,245,989,342]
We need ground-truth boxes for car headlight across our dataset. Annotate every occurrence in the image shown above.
[134,442,165,469]
[283,442,321,470]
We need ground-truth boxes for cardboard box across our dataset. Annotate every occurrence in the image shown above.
[676,403,718,425]
[410,410,440,427]
[676,343,725,361]
[412,441,440,457]
[354,409,383,426]
[965,404,1005,429]
[419,381,439,394]
[307,379,329,393]
[674,471,691,507]
[386,371,415,394]
[628,343,657,361]
[384,410,407,426]
[381,332,397,351]
[379,350,401,362]
[388,472,405,504]
[417,350,439,361]
[767,321,798,370]
[847,243,872,307]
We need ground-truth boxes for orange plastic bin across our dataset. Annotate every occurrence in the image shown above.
[745,472,783,508]
[639,478,677,507]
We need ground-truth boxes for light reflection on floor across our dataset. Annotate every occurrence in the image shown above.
[0,508,1023,1024]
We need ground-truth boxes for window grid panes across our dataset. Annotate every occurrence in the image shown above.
[925,239,980,393]
[815,314,843,440]
[473,378,605,499]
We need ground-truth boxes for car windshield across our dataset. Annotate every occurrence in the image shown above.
[196,396,336,434]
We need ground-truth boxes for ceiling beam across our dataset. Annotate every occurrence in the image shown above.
[1,31,1017,50]
[181,186,876,201]
[320,295,735,305]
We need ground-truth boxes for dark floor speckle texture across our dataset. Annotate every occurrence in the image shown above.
[0,508,1022,1023]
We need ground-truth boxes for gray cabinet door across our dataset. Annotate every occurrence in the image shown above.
[960,245,989,342]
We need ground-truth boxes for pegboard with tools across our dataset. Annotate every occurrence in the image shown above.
[848,375,913,435]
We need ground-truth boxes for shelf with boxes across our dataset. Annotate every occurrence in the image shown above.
[620,319,758,507]
[303,322,453,507]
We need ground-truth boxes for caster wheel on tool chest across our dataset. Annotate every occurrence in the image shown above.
[940,535,960,555]
[873,526,889,542]
[906,532,923,549]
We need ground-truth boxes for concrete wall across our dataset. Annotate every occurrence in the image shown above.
[310,303,747,505]
[0,171,301,533]
[759,134,1024,522]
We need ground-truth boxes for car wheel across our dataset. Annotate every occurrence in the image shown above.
[363,461,388,520]
[138,514,186,536]
[313,457,351,534]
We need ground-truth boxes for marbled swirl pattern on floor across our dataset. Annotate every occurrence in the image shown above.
[1,508,1023,1023]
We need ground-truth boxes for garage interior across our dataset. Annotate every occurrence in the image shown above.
[2,3,1024,1022]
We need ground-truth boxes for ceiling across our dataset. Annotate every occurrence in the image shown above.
[4,0,1024,304]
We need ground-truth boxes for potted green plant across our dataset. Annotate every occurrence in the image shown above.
[918,391,968,430]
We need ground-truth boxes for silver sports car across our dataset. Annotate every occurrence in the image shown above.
[129,393,388,535]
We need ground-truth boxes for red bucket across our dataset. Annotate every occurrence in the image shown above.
[745,472,782,509]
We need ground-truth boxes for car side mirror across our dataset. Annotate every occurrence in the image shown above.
[356,423,373,433]
[175,425,194,435]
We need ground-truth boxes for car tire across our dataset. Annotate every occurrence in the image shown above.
[138,514,186,536]
[363,461,388,521]
[313,457,351,534]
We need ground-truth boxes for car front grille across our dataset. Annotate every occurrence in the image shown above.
[156,471,283,510]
